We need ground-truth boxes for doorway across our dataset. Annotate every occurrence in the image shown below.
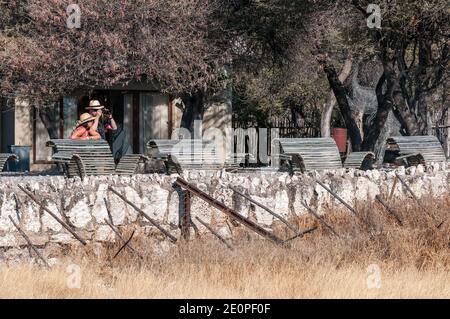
[75,90,170,155]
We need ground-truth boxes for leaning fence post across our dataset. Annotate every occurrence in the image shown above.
[104,197,115,225]
[283,226,318,243]
[18,185,87,245]
[9,215,50,268]
[315,179,359,216]
[109,186,177,243]
[104,218,144,260]
[375,195,404,226]
[395,173,444,228]
[230,186,298,234]
[301,201,339,237]
[388,175,398,201]
[195,217,233,250]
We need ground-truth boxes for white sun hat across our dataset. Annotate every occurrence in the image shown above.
[86,100,105,110]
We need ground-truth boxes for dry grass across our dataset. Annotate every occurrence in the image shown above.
[1,262,448,298]
[0,194,449,298]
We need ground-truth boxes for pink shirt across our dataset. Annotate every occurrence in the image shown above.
[70,126,90,140]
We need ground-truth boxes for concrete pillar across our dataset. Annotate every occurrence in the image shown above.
[203,80,233,162]
[14,98,33,147]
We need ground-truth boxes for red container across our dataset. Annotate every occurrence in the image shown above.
[331,128,348,153]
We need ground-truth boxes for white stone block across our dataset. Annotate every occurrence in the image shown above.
[41,202,63,232]
[124,186,142,222]
[67,199,92,228]
[23,201,41,233]
[94,225,115,242]
[0,195,16,232]
[107,192,128,225]
[0,234,17,247]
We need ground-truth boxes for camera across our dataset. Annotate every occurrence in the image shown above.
[102,108,113,121]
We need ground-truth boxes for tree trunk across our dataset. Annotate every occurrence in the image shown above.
[322,63,362,151]
[180,90,204,135]
[39,105,60,139]
[361,72,392,151]
[321,55,353,137]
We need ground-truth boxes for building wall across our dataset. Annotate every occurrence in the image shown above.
[34,108,57,167]
[203,86,233,134]
[168,88,233,162]
[13,99,55,171]
[5,85,232,171]
[203,86,233,161]
[14,99,33,148]
[171,98,183,138]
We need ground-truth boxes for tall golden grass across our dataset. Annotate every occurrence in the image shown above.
[0,194,449,298]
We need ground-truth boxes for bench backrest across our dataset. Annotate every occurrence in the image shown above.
[0,153,18,172]
[47,139,116,175]
[386,136,446,164]
[344,152,376,170]
[276,137,342,171]
[147,139,221,166]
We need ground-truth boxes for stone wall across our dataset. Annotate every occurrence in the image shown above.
[0,163,449,262]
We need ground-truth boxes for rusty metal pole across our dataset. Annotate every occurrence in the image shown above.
[181,190,191,241]
[113,230,137,259]
[175,177,284,245]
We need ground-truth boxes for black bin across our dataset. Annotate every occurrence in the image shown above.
[8,145,31,172]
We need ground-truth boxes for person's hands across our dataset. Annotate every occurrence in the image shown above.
[103,109,113,119]
[88,128,101,140]
[96,110,103,118]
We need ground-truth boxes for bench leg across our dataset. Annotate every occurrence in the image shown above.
[290,154,305,173]
[165,156,183,175]
[1,155,18,172]
[72,154,86,180]
[115,155,150,175]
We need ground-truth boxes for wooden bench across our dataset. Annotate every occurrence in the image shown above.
[385,136,445,166]
[395,153,425,167]
[0,153,19,172]
[273,138,343,172]
[47,139,149,178]
[344,152,376,170]
[147,139,250,174]
[147,139,219,173]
